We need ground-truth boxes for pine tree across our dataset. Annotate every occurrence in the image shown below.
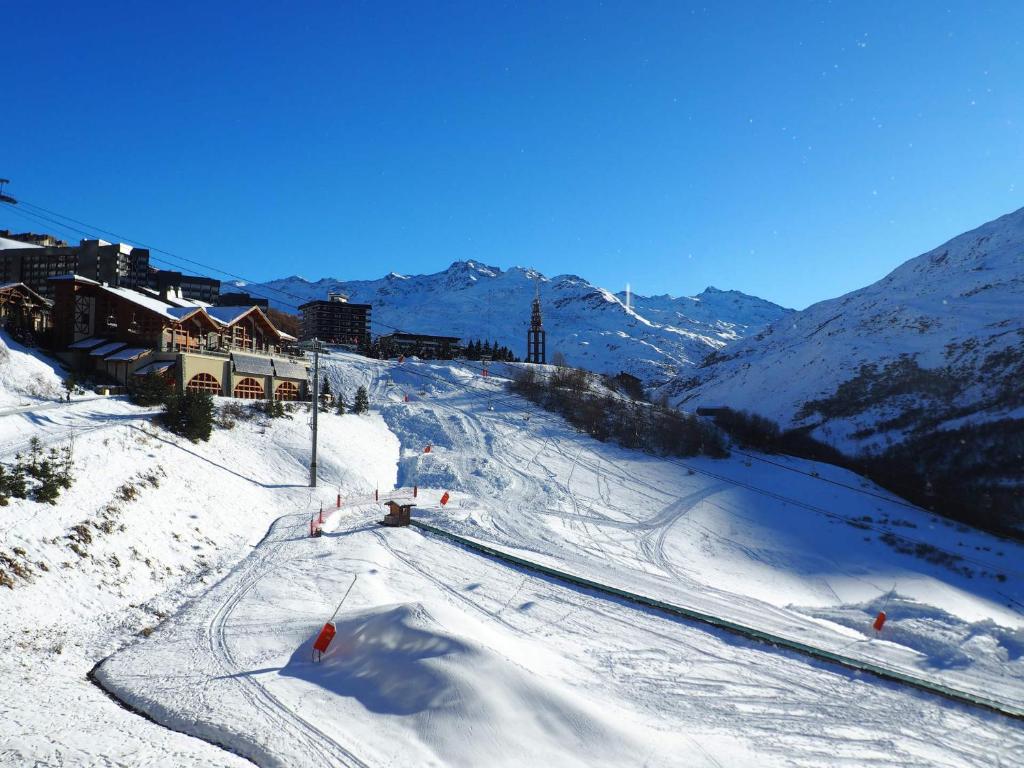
[8,455,28,499]
[130,372,172,406]
[26,438,43,480]
[321,376,331,397]
[163,389,214,441]
[336,395,347,415]
[353,385,370,414]
[0,464,9,506]
[33,458,61,505]
[58,443,74,490]
[181,389,215,442]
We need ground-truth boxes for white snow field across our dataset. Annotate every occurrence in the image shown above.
[4,346,1024,766]
[0,369,398,766]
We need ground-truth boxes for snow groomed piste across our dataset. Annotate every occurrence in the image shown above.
[407,521,1024,721]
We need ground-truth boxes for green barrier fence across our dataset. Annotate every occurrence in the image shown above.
[410,519,1023,722]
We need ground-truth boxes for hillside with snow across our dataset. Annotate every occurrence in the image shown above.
[2,335,1023,767]
[665,207,1024,448]
[243,262,791,383]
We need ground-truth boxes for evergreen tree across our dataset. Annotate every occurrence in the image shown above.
[129,372,172,406]
[26,437,43,480]
[336,394,347,415]
[8,455,28,499]
[33,458,61,505]
[321,376,332,397]
[0,464,9,506]
[163,389,214,442]
[62,375,77,399]
[58,443,74,490]
[353,385,370,414]
[181,389,215,441]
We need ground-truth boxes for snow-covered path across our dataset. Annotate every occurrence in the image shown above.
[100,494,1023,766]
[322,354,1024,710]
[92,353,1024,765]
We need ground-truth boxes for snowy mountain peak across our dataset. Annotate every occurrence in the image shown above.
[248,264,791,382]
[668,205,1024,454]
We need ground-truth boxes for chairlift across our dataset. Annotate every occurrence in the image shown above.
[105,310,117,328]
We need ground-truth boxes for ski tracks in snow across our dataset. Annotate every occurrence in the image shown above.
[203,511,370,768]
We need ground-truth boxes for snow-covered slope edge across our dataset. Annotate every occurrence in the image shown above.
[243,262,791,384]
[0,335,400,766]
[664,206,1024,533]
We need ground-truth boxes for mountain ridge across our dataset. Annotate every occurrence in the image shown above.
[242,261,792,383]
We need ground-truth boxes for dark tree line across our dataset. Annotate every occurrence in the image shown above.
[464,339,517,362]
[511,365,727,459]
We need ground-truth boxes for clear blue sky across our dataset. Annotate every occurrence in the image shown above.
[3,1,1022,309]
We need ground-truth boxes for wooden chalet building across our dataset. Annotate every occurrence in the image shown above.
[49,275,309,399]
[0,282,53,342]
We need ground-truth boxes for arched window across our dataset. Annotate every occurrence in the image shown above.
[186,372,221,394]
[233,377,264,399]
[274,381,299,401]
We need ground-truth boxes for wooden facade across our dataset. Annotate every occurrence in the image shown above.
[49,276,308,398]
[0,282,52,341]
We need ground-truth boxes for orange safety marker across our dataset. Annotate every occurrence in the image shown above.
[424,444,432,453]
[440,491,450,506]
[404,394,409,402]
[873,611,887,632]
[319,503,324,524]
[336,493,341,509]
[312,575,358,662]
[312,622,336,661]
[413,485,418,498]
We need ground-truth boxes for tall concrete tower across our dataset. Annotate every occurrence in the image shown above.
[526,285,546,364]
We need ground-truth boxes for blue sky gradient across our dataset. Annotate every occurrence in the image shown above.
[2,1,1022,308]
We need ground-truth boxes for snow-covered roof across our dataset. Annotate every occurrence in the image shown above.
[49,274,99,284]
[68,336,108,350]
[134,360,175,376]
[89,341,127,357]
[0,282,52,306]
[232,352,274,377]
[98,283,205,323]
[104,347,150,362]
[205,305,256,325]
[273,358,308,380]
[0,236,42,250]
[137,286,211,309]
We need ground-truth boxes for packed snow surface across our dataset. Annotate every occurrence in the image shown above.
[3,343,1023,766]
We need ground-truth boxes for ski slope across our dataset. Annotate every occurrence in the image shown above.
[317,353,1024,710]
[91,353,1024,766]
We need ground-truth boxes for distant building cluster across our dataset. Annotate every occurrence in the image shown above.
[0,227,553,400]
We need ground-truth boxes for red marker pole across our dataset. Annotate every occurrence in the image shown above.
[336,492,341,509]
[319,502,324,525]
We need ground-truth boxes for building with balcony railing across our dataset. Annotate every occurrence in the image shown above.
[49,275,308,399]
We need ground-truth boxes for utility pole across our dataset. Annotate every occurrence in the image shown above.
[301,338,325,487]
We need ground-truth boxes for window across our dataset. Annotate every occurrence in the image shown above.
[186,372,221,394]
[233,377,264,399]
[274,381,299,401]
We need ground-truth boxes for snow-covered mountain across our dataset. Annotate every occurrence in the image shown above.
[242,262,791,383]
[666,206,1024,453]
